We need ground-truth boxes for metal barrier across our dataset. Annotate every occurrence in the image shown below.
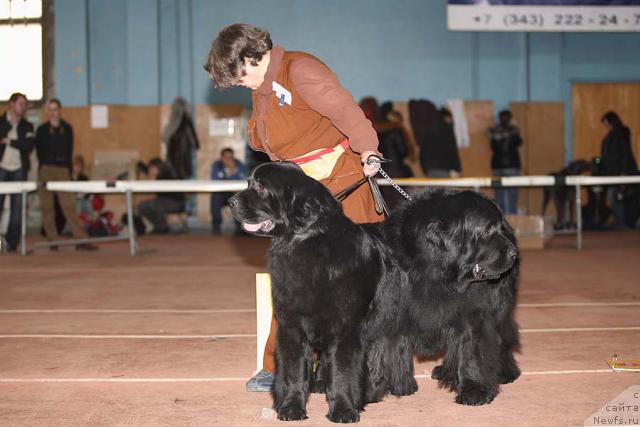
[44,180,250,255]
[2,175,639,255]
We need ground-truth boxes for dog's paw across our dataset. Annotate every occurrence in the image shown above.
[277,405,308,421]
[431,365,444,380]
[390,376,418,396]
[433,366,458,391]
[327,408,360,423]
[455,380,497,406]
[499,363,521,384]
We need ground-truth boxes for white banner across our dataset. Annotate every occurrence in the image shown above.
[448,4,640,31]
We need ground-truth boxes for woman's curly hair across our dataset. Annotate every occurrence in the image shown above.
[204,23,272,88]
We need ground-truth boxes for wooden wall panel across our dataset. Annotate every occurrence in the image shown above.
[572,83,640,163]
[460,101,494,179]
[510,102,565,215]
[194,104,248,223]
[60,105,163,218]
[62,105,162,174]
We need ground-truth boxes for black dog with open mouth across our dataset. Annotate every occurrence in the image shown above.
[386,188,521,406]
[229,162,415,423]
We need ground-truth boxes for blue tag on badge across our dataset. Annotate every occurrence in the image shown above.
[273,81,292,106]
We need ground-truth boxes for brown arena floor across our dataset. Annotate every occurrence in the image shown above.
[0,231,638,426]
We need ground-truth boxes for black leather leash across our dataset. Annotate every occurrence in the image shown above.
[333,155,392,217]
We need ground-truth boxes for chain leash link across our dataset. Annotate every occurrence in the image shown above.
[376,166,412,201]
[366,155,412,201]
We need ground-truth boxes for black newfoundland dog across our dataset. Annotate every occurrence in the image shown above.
[230,162,520,421]
[229,162,416,423]
[386,187,521,405]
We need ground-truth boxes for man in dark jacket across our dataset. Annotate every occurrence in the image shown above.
[35,99,97,251]
[487,109,522,214]
[0,93,34,252]
[600,111,637,176]
[600,111,639,228]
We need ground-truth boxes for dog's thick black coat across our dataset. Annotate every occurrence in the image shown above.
[229,162,415,423]
[386,188,521,405]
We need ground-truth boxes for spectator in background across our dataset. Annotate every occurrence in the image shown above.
[600,111,638,228]
[71,155,92,218]
[46,154,90,238]
[72,155,89,181]
[487,109,522,215]
[137,158,186,234]
[35,99,97,251]
[163,97,200,180]
[0,92,34,253]
[408,99,459,178]
[359,97,401,135]
[377,101,414,178]
[420,107,462,179]
[210,147,246,235]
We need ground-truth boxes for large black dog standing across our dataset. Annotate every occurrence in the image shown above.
[230,162,520,422]
[229,162,416,423]
[386,186,521,406]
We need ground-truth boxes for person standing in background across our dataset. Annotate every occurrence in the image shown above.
[600,111,638,228]
[487,109,522,215]
[35,99,97,251]
[421,107,461,179]
[163,97,200,180]
[210,147,246,235]
[409,99,459,178]
[0,92,34,253]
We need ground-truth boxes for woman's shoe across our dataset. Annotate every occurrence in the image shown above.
[245,369,274,392]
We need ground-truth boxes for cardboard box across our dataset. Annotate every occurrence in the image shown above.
[505,214,553,249]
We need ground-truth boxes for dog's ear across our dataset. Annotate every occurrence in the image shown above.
[291,197,322,235]
[453,240,481,293]
[450,280,472,294]
[421,220,447,252]
[452,261,479,294]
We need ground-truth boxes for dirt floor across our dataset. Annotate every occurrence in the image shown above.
[0,231,638,426]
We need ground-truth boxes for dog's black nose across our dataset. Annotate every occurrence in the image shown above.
[508,250,519,260]
[228,196,238,209]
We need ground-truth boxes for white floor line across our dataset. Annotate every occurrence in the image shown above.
[518,302,640,308]
[520,369,614,375]
[0,309,255,314]
[0,266,258,273]
[415,369,615,378]
[521,326,640,333]
[0,334,256,339]
[0,369,617,383]
[0,378,249,383]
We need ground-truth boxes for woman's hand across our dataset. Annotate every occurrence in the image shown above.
[361,150,381,177]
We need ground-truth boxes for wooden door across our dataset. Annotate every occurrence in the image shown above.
[572,83,640,162]
[510,102,565,215]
